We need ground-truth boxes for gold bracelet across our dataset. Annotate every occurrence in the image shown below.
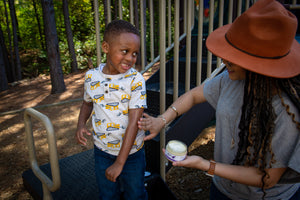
[170,106,179,117]
[158,115,167,128]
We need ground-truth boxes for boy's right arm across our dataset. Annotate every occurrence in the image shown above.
[76,101,93,145]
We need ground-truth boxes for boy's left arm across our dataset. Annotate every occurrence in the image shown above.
[105,108,144,182]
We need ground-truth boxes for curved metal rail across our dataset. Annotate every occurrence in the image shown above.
[24,108,61,200]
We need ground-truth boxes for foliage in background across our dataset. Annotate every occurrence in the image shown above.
[0,0,174,79]
[0,0,102,79]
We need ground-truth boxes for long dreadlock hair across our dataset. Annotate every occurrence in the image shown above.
[232,71,300,198]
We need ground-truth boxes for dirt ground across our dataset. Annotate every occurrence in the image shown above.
[0,67,215,200]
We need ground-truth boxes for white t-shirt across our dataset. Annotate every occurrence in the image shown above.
[204,70,300,200]
[84,64,147,156]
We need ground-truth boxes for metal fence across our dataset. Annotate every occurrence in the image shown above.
[93,0,300,179]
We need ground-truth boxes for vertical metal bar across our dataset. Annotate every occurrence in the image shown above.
[216,0,224,68]
[185,0,192,92]
[245,0,250,10]
[149,0,154,62]
[237,0,242,17]
[173,0,179,100]
[207,0,214,77]
[168,0,172,47]
[119,0,123,19]
[184,0,187,33]
[159,0,166,181]
[196,0,203,85]
[140,0,145,70]
[107,0,111,23]
[130,0,134,24]
[228,0,233,23]
[94,0,101,66]
[191,0,195,28]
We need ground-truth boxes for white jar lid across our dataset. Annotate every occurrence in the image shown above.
[165,140,187,161]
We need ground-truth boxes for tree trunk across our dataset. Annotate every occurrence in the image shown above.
[3,0,16,82]
[62,0,78,73]
[41,0,66,94]
[0,22,12,83]
[32,0,45,51]
[8,0,22,80]
[0,25,8,91]
[0,45,8,91]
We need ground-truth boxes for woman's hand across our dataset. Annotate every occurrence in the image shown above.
[172,155,206,169]
[138,113,165,141]
[162,148,208,170]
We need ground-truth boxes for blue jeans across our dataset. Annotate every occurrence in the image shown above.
[209,181,300,200]
[94,146,148,200]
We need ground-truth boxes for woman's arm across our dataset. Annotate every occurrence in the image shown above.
[173,155,287,189]
[138,84,207,140]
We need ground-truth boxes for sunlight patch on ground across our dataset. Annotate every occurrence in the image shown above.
[2,143,17,152]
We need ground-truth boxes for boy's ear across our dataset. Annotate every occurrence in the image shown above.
[102,41,109,53]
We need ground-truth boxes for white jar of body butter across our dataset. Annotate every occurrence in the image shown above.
[165,140,187,162]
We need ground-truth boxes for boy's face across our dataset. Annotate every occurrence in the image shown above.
[102,32,140,75]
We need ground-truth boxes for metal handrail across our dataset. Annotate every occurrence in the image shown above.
[24,108,60,200]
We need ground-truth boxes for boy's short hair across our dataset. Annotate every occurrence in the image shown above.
[103,20,140,42]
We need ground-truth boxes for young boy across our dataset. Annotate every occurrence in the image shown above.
[76,20,148,200]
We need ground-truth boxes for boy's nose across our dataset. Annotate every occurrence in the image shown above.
[125,54,135,63]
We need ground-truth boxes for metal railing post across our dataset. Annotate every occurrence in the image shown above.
[173,0,180,100]
[185,0,192,92]
[196,0,203,85]
[159,0,166,181]
[94,0,101,66]
[24,108,60,200]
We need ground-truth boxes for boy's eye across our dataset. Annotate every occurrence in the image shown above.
[133,52,138,57]
[122,50,127,54]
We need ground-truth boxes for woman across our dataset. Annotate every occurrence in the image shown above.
[138,0,300,199]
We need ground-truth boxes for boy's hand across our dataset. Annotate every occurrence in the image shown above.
[105,162,123,182]
[138,113,164,141]
[76,126,91,146]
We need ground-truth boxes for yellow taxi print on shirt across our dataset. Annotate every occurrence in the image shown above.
[105,102,119,111]
[85,74,92,82]
[90,81,100,90]
[106,123,120,131]
[140,91,146,100]
[93,94,104,103]
[131,82,143,92]
[121,94,130,103]
[107,140,121,148]
[125,72,137,78]
[95,132,106,139]
[109,83,119,92]
[122,109,128,116]
[95,119,101,127]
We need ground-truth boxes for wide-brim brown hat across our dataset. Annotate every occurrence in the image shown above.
[206,0,300,78]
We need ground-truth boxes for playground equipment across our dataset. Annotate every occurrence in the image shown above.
[21,0,300,199]
[22,107,177,200]
[21,0,228,198]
